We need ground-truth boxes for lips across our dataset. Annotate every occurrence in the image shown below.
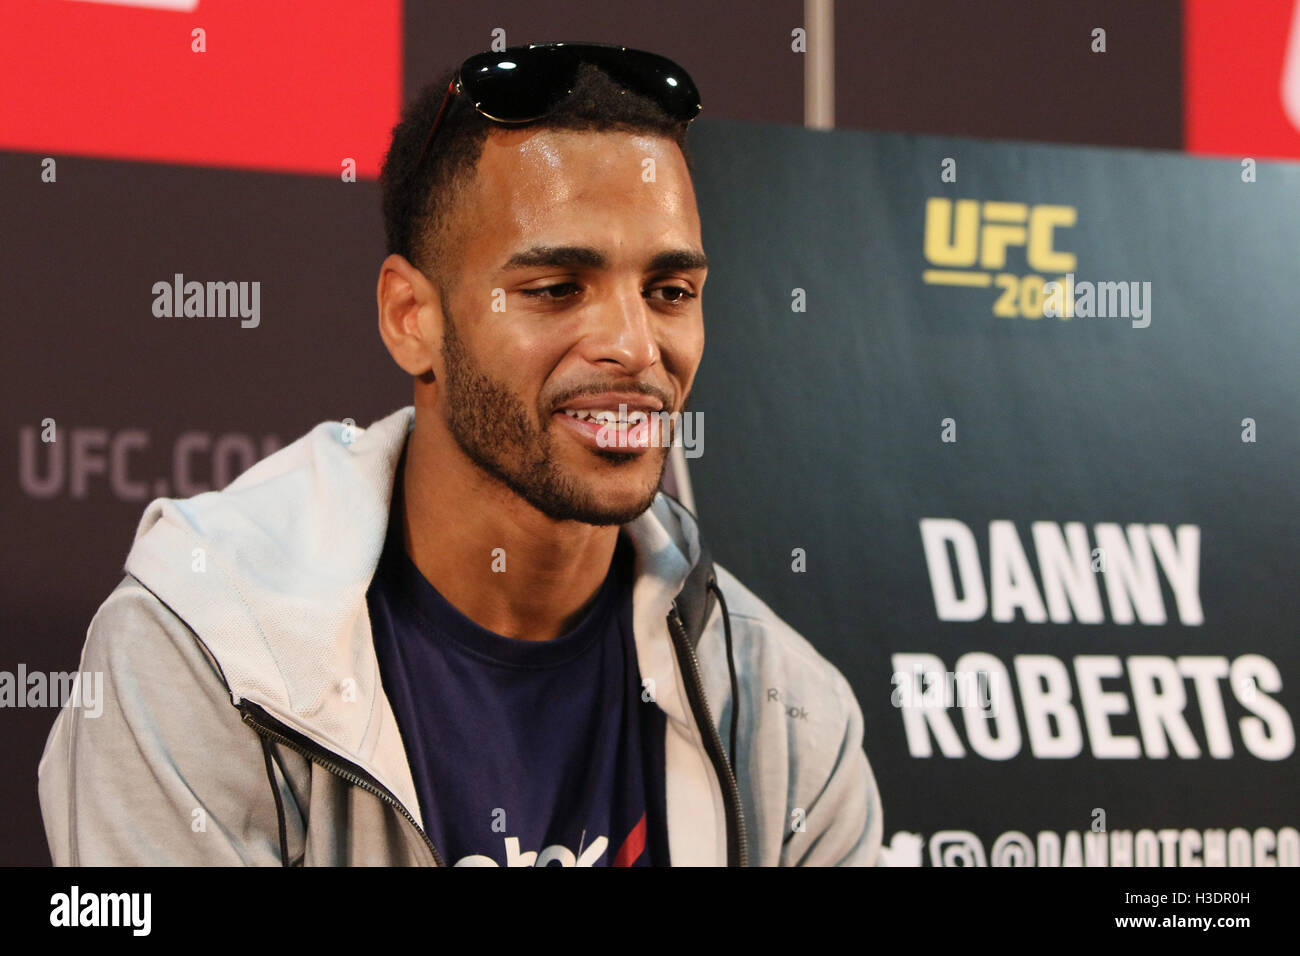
[552,392,668,454]
[555,393,664,415]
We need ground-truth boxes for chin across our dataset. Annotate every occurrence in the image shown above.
[580,480,660,524]
[554,466,660,525]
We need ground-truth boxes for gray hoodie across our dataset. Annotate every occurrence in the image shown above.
[37,406,882,866]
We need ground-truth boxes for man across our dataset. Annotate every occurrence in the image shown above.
[38,42,882,866]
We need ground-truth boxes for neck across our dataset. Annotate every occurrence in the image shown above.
[399,411,619,642]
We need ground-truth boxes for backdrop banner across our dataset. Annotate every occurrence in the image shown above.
[685,118,1299,867]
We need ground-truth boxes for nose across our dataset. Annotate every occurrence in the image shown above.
[578,281,660,374]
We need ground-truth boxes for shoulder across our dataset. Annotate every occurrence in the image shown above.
[78,574,233,706]
[705,563,882,866]
[708,562,860,732]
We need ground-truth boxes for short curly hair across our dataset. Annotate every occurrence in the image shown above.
[379,59,696,307]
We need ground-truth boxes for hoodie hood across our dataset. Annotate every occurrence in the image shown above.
[121,406,710,827]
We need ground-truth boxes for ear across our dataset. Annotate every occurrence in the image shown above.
[377,253,443,378]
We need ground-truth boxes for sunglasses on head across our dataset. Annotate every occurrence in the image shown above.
[412,41,702,174]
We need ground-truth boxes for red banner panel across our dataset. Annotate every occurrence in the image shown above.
[0,0,402,177]
[1185,0,1300,160]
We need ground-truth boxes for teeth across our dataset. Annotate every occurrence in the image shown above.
[561,407,653,425]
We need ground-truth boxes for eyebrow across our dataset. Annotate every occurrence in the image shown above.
[500,245,709,273]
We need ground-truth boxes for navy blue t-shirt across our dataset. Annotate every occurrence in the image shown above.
[366,468,670,867]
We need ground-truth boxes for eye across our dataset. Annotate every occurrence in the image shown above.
[521,283,582,301]
[648,285,697,304]
[520,283,697,305]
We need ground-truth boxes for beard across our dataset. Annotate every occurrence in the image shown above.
[439,308,669,525]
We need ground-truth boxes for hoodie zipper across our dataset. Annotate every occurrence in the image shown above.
[238,699,446,867]
[137,576,732,867]
[667,602,749,867]
[241,615,742,868]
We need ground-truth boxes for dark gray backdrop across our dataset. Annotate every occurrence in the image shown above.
[686,118,1298,865]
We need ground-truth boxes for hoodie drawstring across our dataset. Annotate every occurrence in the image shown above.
[259,736,291,866]
[708,578,740,769]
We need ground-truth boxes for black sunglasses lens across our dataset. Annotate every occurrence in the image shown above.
[460,47,578,121]
[460,44,700,124]
[584,48,701,121]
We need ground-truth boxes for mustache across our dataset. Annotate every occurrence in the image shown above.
[549,381,676,412]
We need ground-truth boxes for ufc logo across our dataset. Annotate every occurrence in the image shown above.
[924,198,1077,272]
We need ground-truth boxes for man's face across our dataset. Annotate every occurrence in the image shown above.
[431,127,706,525]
